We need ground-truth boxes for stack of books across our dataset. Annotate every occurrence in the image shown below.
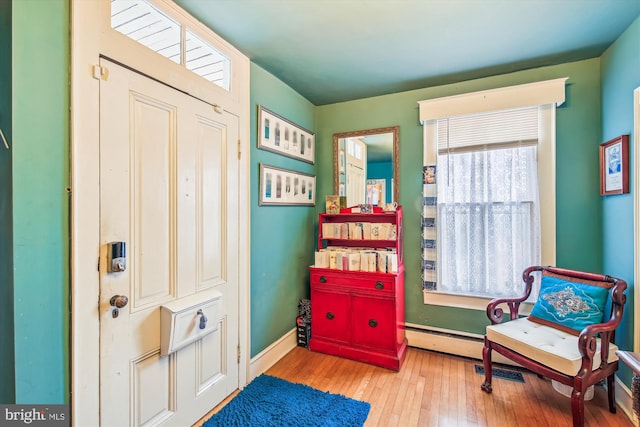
[321,222,397,240]
[314,246,398,273]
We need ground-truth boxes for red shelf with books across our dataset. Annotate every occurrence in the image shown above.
[317,207,403,264]
[308,205,407,371]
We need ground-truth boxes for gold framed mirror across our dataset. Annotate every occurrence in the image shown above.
[333,126,399,206]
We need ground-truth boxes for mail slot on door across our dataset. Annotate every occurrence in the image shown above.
[160,289,222,356]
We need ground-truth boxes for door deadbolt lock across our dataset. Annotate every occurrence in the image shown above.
[108,241,126,273]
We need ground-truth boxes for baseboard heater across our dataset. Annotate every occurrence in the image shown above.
[405,324,518,366]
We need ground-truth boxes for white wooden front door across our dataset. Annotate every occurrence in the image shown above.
[98,59,239,427]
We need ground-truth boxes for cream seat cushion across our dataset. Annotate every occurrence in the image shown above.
[486,317,618,376]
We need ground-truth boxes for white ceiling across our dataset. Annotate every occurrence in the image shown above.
[175,0,640,105]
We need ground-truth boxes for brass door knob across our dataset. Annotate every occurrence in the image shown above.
[109,295,128,308]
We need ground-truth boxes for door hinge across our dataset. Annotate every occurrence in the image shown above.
[92,64,109,81]
[237,345,241,364]
[237,139,241,160]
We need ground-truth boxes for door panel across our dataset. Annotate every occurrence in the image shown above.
[131,94,175,307]
[197,331,223,390]
[133,353,172,426]
[99,58,239,427]
[346,139,367,205]
[198,117,224,286]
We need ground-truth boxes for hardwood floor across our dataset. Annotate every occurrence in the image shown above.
[195,346,634,427]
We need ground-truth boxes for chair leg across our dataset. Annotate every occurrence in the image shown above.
[607,374,617,413]
[570,388,585,427]
[481,339,493,393]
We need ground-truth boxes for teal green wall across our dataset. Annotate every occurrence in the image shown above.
[316,58,604,335]
[12,0,69,403]
[250,63,317,356]
[601,16,640,387]
[0,0,15,404]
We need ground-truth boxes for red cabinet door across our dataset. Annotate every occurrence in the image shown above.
[311,287,351,344]
[351,294,395,351]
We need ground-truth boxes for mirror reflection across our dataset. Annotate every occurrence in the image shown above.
[333,126,399,206]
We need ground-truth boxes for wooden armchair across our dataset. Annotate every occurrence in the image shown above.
[481,266,627,427]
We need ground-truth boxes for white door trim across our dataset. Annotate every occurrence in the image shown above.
[70,1,250,425]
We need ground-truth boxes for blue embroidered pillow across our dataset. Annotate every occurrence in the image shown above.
[528,272,612,335]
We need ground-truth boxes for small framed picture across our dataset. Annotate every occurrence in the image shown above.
[259,164,315,206]
[423,165,436,184]
[599,135,629,196]
[257,106,315,164]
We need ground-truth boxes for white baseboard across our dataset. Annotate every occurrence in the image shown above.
[616,375,638,426]
[248,328,297,381]
[249,324,529,378]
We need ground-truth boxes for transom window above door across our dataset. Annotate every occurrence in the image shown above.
[111,0,231,91]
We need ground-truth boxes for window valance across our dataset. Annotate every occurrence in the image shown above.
[418,77,568,123]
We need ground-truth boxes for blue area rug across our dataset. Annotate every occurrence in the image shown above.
[203,374,371,427]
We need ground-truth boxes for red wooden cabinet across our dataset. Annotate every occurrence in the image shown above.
[308,207,407,371]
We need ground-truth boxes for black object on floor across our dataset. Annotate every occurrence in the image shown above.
[475,365,525,383]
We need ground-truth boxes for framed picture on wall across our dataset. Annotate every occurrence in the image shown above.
[259,164,316,206]
[257,106,315,164]
[600,134,629,196]
[366,179,386,206]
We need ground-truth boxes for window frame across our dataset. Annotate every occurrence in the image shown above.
[110,0,232,91]
[418,79,566,310]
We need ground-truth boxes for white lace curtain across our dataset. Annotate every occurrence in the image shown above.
[422,105,543,299]
[436,145,541,298]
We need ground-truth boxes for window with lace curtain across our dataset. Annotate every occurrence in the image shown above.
[432,107,541,298]
[419,79,567,307]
